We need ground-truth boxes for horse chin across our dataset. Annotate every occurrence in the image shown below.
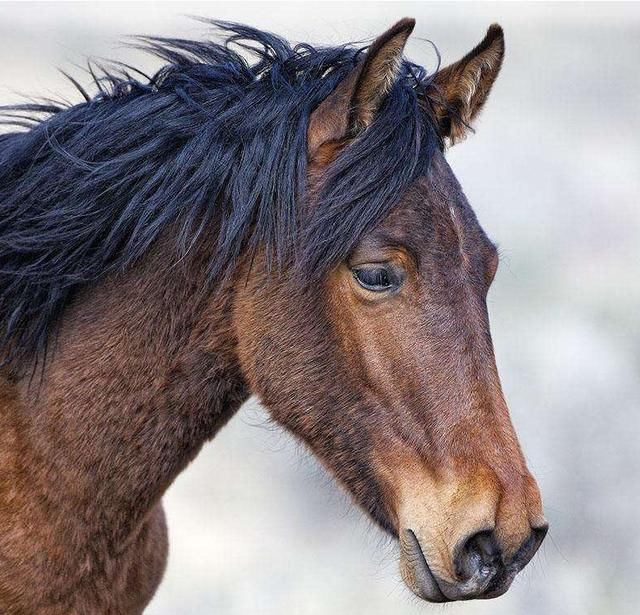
[399,529,449,603]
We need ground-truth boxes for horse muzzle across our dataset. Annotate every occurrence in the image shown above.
[399,524,548,602]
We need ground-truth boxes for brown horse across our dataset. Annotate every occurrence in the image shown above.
[0,18,546,613]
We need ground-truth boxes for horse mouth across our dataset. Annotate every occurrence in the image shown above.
[399,529,450,602]
[398,529,517,602]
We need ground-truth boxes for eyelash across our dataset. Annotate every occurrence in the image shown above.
[351,264,404,292]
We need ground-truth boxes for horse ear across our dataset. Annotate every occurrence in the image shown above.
[428,24,504,146]
[308,18,415,160]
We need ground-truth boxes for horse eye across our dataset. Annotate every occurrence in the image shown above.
[352,265,402,292]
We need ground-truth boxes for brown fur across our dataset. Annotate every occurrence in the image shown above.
[0,20,544,612]
[0,230,248,613]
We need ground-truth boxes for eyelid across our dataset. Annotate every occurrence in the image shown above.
[347,256,393,268]
[351,263,405,293]
[348,241,419,272]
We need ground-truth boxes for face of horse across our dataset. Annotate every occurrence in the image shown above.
[325,152,546,600]
[233,20,546,602]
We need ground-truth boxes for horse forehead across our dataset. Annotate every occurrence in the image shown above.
[383,162,479,254]
[422,153,472,220]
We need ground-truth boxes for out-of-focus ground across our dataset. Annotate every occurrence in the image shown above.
[1,3,639,614]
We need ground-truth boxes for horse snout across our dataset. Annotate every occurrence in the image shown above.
[511,524,548,572]
[399,523,548,602]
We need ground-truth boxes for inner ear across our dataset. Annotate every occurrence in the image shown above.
[427,24,505,146]
[307,18,415,160]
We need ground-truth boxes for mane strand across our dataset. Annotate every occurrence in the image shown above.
[0,20,439,367]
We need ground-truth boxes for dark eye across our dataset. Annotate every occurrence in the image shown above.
[352,264,403,292]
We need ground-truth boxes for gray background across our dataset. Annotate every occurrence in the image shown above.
[1,3,639,614]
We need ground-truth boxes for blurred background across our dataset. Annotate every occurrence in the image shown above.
[1,2,639,614]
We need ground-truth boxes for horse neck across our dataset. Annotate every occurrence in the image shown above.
[9,230,250,548]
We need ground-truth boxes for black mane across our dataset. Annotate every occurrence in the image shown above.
[0,20,439,365]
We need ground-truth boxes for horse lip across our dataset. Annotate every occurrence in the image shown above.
[437,565,498,600]
[478,566,518,599]
[399,529,449,602]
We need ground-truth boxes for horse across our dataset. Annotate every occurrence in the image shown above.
[0,18,547,613]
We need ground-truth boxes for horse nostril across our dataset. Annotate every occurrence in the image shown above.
[513,524,548,571]
[455,529,502,582]
[534,523,549,545]
[532,524,549,552]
